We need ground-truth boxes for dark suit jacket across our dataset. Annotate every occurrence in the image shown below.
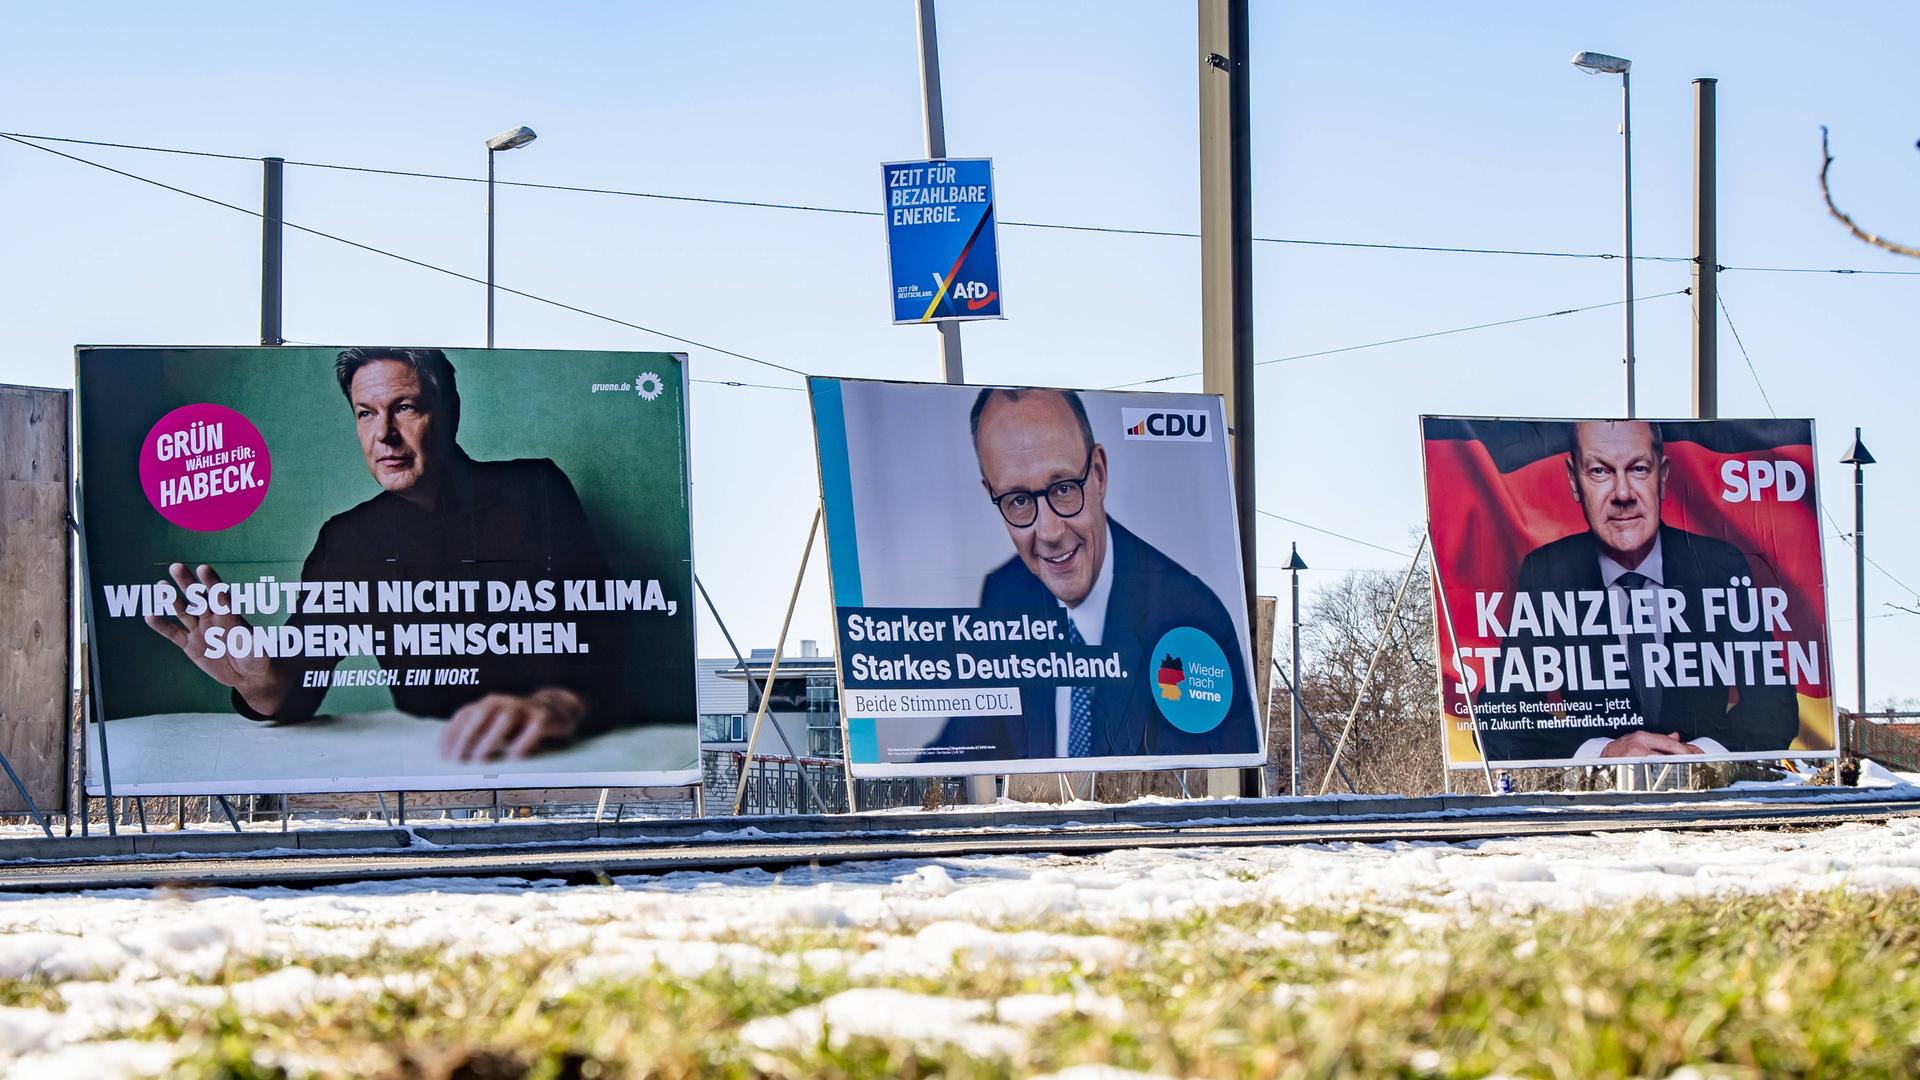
[934,518,1259,760]
[1475,524,1798,761]
[235,455,628,731]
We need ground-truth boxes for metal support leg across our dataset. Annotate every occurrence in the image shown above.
[214,796,241,832]
[0,750,53,838]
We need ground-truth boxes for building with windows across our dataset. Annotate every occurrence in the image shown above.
[696,641,958,813]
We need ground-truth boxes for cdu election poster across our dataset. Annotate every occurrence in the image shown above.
[1421,416,1836,769]
[811,377,1264,777]
[77,346,700,795]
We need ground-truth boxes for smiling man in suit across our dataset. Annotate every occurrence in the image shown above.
[1475,419,1798,763]
[947,386,1258,761]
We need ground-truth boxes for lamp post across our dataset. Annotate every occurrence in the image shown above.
[484,125,538,348]
[1285,543,1307,796]
[1841,428,1875,761]
[1572,50,1634,417]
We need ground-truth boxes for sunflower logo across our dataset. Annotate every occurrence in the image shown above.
[635,372,664,402]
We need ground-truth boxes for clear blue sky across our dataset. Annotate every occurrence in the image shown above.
[5,2,1916,706]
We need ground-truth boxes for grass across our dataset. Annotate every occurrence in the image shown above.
[23,888,1920,1078]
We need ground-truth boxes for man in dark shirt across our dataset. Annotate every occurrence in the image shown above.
[143,348,624,762]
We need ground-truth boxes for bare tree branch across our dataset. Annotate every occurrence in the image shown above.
[1820,127,1920,259]
[1888,601,1920,617]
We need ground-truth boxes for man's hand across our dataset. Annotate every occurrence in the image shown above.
[142,562,290,716]
[1599,730,1704,758]
[440,688,586,762]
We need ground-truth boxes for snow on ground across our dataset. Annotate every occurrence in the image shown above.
[4,815,1920,1075]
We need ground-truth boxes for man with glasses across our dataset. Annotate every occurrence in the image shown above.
[956,387,1258,760]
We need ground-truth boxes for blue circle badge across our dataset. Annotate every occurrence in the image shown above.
[1147,626,1234,734]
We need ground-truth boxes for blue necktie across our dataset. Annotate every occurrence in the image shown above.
[1615,570,1663,728]
[1067,617,1093,756]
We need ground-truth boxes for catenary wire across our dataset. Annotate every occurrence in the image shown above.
[11,130,1917,273]
[12,132,1913,598]
[1254,510,1414,559]
[1716,290,1780,419]
[1104,289,1690,389]
[6,134,1702,410]
[0,133,812,382]
[1713,286,1919,602]
[11,135,1904,595]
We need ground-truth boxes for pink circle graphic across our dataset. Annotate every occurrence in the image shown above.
[138,403,272,531]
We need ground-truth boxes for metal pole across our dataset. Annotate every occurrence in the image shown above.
[916,0,965,384]
[920,0,980,798]
[260,157,284,346]
[1289,559,1302,796]
[1200,0,1260,799]
[1690,79,1717,419]
[1854,441,1867,748]
[485,148,496,349]
[1621,70,1636,418]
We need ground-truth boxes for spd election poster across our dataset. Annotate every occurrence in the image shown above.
[78,346,699,794]
[1421,416,1836,769]
[811,377,1264,777]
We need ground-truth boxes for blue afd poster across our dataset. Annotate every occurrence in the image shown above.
[882,158,1004,324]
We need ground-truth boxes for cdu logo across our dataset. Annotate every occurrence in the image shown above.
[1121,408,1212,442]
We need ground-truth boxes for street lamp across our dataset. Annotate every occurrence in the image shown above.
[1841,427,1875,759]
[1285,543,1308,796]
[485,125,538,348]
[1572,50,1635,417]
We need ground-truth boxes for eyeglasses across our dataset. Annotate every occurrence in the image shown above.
[989,453,1093,528]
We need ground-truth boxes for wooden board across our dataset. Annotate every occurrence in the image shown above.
[0,385,70,812]
[1254,594,1276,714]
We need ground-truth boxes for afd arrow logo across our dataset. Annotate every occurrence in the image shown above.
[931,272,999,312]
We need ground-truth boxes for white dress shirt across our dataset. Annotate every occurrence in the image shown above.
[1053,522,1116,756]
[1573,536,1727,759]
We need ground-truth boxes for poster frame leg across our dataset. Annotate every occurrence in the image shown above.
[1427,531,1501,795]
[732,507,822,816]
[593,788,608,823]
[69,512,117,837]
[0,750,52,838]
[1268,657,1356,793]
[134,796,148,834]
[1319,533,1429,795]
[214,796,241,832]
[695,573,821,815]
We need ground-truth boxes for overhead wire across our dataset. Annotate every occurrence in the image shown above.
[1714,286,1919,603]
[1253,510,1413,559]
[0,132,813,383]
[1105,289,1690,389]
[8,130,1916,274]
[10,131,1915,601]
